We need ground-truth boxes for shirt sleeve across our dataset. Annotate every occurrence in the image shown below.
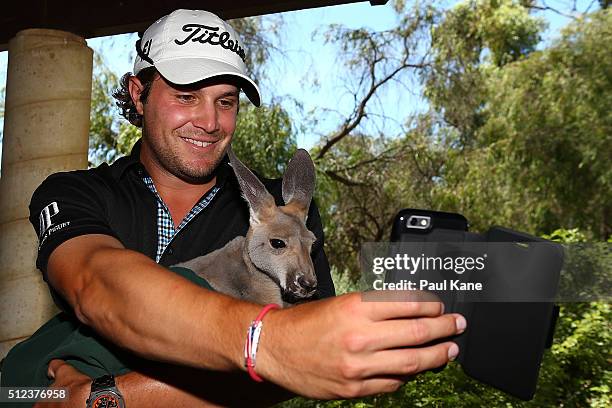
[28,169,119,277]
[306,200,336,299]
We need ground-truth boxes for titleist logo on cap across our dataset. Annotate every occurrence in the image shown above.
[175,24,247,62]
[141,39,152,58]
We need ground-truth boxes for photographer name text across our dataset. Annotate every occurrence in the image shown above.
[373,279,483,291]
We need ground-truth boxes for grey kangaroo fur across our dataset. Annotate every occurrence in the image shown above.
[175,147,318,307]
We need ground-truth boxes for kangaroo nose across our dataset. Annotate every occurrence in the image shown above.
[298,276,317,290]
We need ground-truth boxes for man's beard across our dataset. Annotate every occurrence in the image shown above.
[143,128,226,184]
[162,148,224,184]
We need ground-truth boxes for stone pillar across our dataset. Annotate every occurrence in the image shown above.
[0,29,93,360]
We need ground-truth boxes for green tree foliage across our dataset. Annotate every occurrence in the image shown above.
[89,53,140,166]
[424,0,544,143]
[531,230,610,407]
[315,123,452,277]
[438,9,612,238]
[228,17,283,85]
[316,134,410,276]
[232,102,297,178]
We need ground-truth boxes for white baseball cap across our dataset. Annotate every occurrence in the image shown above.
[134,9,261,106]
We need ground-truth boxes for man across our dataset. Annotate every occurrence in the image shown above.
[20,9,465,407]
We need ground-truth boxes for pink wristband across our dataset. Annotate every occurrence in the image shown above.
[244,303,280,382]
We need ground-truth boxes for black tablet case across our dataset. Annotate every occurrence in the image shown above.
[388,213,563,400]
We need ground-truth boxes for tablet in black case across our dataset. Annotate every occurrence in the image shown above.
[458,227,562,400]
[389,210,563,400]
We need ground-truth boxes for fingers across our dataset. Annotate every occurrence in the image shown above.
[264,293,464,400]
[335,312,465,381]
[343,341,459,380]
[374,341,459,377]
[335,377,406,399]
[339,313,465,353]
[363,293,445,321]
[331,340,459,398]
[374,313,466,350]
[46,359,82,381]
[46,359,65,379]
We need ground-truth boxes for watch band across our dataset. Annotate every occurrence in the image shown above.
[90,374,116,392]
[87,374,125,408]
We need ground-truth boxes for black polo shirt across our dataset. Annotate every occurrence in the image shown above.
[28,140,335,308]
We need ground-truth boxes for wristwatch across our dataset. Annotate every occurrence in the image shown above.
[86,374,125,408]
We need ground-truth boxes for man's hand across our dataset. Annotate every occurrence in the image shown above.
[257,291,465,399]
[33,360,91,408]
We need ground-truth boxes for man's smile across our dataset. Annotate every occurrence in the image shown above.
[181,137,218,149]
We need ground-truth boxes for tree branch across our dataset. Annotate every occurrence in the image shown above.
[528,2,580,20]
[315,61,425,161]
[323,170,369,186]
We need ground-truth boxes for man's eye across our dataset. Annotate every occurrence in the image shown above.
[177,94,195,102]
[219,99,236,108]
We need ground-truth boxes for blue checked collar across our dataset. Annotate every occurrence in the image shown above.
[141,175,221,262]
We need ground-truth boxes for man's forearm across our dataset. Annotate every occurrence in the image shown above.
[34,359,293,408]
[47,235,467,401]
[48,235,262,372]
[121,363,294,407]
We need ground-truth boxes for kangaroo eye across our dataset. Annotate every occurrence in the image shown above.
[270,239,286,249]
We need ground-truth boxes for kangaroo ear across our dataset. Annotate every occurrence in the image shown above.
[228,147,275,224]
[282,149,316,219]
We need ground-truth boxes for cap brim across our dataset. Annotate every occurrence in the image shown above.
[155,58,261,107]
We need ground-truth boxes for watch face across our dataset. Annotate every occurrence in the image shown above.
[90,393,124,408]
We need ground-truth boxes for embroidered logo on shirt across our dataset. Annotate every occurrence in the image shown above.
[38,202,70,248]
[39,202,59,238]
